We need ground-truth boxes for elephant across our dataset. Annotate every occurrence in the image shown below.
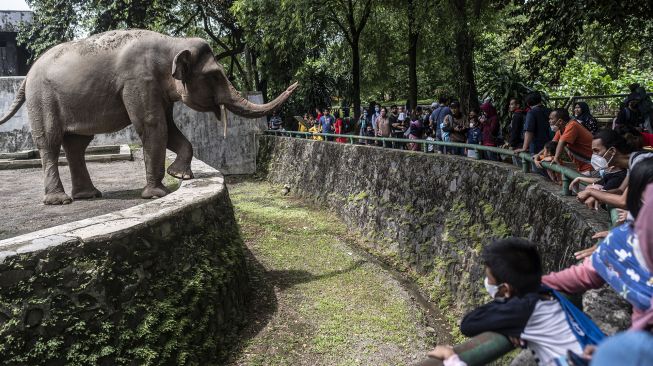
[0,29,297,205]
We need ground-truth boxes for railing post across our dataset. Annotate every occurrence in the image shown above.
[521,155,530,173]
[349,135,354,144]
[423,141,428,153]
[475,148,482,160]
[562,174,571,196]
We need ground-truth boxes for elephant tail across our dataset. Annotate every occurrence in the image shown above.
[0,79,26,125]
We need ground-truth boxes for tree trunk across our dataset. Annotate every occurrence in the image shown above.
[451,0,478,113]
[352,36,362,121]
[407,0,419,110]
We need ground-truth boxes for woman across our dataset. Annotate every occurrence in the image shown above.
[334,117,347,143]
[480,102,499,160]
[444,101,467,155]
[407,111,424,151]
[298,113,310,133]
[574,102,599,134]
[543,158,653,331]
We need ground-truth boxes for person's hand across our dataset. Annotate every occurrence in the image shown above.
[592,231,609,240]
[513,148,525,154]
[574,244,598,260]
[577,190,593,203]
[427,345,455,360]
[534,158,543,169]
[616,209,628,224]
[551,157,561,165]
[570,177,583,192]
[508,336,523,348]
[583,345,597,360]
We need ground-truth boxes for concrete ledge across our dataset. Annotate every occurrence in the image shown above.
[0,144,132,170]
[0,152,250,364]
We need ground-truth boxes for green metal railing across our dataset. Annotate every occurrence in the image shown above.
[266,129,615,219]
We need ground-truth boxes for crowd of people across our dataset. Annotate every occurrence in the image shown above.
[268,85,653,365]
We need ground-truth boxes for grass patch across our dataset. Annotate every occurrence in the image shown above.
[229,181,429,365]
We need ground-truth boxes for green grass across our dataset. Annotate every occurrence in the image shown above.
[229,181,429,365]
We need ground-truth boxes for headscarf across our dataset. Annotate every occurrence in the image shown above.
[480,102,497,118]
[574,102,599,133]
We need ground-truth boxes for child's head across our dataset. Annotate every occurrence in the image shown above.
[481,238,542,298]
[543,141,557,156]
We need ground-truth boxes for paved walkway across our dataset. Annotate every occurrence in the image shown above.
[227,179,439,366]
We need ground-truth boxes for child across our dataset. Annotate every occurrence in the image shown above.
[534,141,561,183]
[466,118,482,158]
[425,128,436,153]
[427,238,602,366]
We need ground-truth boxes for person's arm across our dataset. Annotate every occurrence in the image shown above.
[516,131,533,153]
[552,139,566,165]
[577,188,628,209]
[460,298,533,338]
[542,257,605,293]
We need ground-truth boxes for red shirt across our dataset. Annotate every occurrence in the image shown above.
[642,132,653,148]
[553,120,593,172]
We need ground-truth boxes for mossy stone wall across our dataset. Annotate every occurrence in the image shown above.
[0,189,249,365]
[257,136,619,336]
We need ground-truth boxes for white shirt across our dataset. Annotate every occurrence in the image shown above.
[520,299,582,365]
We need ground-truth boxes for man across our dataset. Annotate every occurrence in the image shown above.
[615,92,644,130]
[508,98,526,166]
[389,105,402,148]
[430,97,451,153]
[320,108,335,141]
[540,108,593,174]
[371,104,381,137]
[269,111,283,130]
[515,92,551,172]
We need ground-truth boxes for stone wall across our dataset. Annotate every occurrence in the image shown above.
[0,76,267,174]
[257,136,629,335]
[0,155,250,364]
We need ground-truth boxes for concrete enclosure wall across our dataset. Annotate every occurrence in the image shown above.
[0,156,250,364]
[257,136,630,335]
[0,76,266,174]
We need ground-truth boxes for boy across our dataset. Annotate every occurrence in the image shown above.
[466,112,482,158]
[428,238,585,365]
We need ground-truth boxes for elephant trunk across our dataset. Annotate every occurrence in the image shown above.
[217,73,298,118]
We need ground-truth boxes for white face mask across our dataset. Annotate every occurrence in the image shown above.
[484,277,502,299]
[469,123,475,128]
[591,148,615,171]
[550,125,559,133]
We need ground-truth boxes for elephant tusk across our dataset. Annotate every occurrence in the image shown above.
[221,104,227,138]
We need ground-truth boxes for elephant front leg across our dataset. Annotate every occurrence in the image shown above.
[140,124,170,199]
[166,114,194,180]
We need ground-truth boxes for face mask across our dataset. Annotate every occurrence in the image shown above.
[469,123,475,128]
[484,277,502,299]
[375,107,380,112]
[550,125,559,133]
[591,148,615,171]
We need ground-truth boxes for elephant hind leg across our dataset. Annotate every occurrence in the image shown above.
[35,137,71,205]
[63,134,101,199]
[165,111,194,180]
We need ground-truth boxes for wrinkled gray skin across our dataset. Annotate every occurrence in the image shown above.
[0,29,298,204]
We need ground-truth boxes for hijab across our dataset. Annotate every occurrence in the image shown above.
[574,102,599,133]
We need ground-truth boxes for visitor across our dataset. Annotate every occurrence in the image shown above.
[614,92,644,130]
[543,160,653,332]
[359,109,369,144]
[269,110,283,130]
[444,101,467,155]
[573,102,599,134]
[479,101,500,160]
[371,103,381,137]
[320,108,335,141]
[466,108,482,158]
[425,128,436,153]
[390,105,403,149]
[407,111,424,151]
[547,108,593,174]
[430,97,451,153]
[427,238,601,366]
[514,91,552,173]
[576,132,652,210]
[629,83,653,133]
[569,129,630,197]
[298,113,310,133]
[308,118,323,141]
[334,116,347,143]
[376,107,391,147]
[533,141,561,183]
[509,98,526,167]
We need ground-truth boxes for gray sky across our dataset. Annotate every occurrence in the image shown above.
[3,0,31,10]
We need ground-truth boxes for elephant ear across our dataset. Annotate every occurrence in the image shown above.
[172,50,192,81]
